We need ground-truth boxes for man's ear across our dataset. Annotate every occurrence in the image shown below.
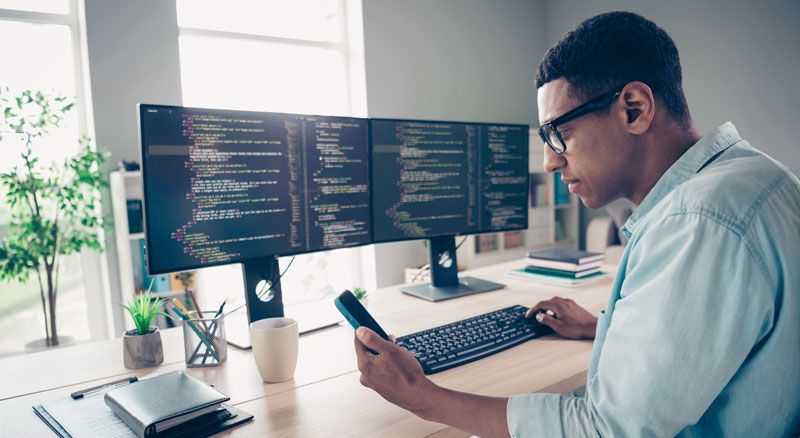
[618,81,655,135]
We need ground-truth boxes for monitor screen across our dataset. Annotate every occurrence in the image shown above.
[370,119,529,243]
[139,105,371,275]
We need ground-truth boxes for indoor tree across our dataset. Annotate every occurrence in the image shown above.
[0,87,108,346]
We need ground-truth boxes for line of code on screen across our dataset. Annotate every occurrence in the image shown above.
[370,120,528,243]
[139,105,371,274]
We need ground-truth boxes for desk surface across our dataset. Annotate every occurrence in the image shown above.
[0,259,614,437]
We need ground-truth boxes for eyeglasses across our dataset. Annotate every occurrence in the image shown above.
[538,88,622,154]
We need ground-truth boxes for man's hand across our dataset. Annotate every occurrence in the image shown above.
[354,327,512,437]
[526,296,598,339]
[354,327,439,416]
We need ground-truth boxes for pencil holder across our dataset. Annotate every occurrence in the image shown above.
[182,311,227,367]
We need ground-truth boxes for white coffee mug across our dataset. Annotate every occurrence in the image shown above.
[250,317,299,383]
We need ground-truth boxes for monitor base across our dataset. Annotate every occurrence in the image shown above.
[401,276,504,302]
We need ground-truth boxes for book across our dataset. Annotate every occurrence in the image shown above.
[104,371,230,438]
[527,248,604,265]
[126,199,143,234]
[506,268,608,287]
[523,265,601,278]
[553,171,571,205]
[525,258,603,272]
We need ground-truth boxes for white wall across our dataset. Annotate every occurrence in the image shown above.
[84,0,182,334]
[539,1,800,246]
[83,1,798,297]
[361,0,547,287]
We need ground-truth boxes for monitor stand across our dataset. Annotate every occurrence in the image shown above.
[401,235,504,302]
[226,256,344,349]
[226,256,284,349]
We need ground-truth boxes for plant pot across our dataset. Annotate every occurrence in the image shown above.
[123,327,164,369]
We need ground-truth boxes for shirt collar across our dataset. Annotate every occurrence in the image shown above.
[620,122,742,238]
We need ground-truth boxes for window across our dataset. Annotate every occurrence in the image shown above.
[0,0,103,355]
[176,0,369,309]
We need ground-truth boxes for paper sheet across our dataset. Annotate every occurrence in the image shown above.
[41,386,138,438]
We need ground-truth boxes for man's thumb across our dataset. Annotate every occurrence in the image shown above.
[356,327,389,352]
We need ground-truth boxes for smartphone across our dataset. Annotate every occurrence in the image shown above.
[334,290,391,350]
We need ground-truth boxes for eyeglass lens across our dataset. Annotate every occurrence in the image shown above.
[539,124,565,154]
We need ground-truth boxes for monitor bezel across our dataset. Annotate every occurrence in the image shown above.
[137,103,374,276]
[367,117,530,245]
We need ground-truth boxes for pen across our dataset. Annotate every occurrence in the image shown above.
[172,298,195,321]
[214,298,228,317]
[193,298,228,364]
[174,297,219,351]
[184,291,211,333]
[70,376,138,399]
[186,289,206,320]
[171,304,220,362]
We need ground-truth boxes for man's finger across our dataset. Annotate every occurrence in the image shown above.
[356,327,392,354]
[527,306,557,319]
[529,299,562,317]
[535,312,563,330]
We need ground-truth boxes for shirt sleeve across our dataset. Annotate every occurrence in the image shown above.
[506,211,774,437]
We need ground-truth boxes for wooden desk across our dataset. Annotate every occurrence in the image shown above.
[0,259,614,437]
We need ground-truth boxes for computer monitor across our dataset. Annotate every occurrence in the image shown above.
[370,119,529,301]
[138,104,371,342]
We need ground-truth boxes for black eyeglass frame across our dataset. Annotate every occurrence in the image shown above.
[538,88,623,154]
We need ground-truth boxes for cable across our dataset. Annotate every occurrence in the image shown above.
[256,256,294,300]
[225,256,295,316]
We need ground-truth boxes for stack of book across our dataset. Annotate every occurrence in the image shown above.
[507,248,608,287]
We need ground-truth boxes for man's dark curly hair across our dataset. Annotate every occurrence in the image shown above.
[536,11,691,128]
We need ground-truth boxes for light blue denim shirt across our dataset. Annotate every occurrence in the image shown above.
[507,123,800,437]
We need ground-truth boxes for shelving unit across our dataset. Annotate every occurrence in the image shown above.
[109,170,142,305]
[459,128,579,269]
[109,170,187,330]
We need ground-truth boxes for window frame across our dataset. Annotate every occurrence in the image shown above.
[176,0,366,118]
[0,0,114,343]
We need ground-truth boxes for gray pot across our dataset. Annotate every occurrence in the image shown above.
[123,327,164,369]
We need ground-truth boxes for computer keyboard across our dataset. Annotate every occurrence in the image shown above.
[395,304,552,374]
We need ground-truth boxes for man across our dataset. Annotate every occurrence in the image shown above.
[354,11,800,437]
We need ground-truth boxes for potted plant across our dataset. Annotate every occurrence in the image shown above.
[120,288,170,369]
[0,87,108,347]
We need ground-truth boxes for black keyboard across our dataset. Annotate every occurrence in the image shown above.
[395,304,552,374]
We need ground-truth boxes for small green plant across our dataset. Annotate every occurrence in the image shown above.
[352,287,368,300]
[121,288,171,335]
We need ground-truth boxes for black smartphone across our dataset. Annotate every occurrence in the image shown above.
[334,290,391,349]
